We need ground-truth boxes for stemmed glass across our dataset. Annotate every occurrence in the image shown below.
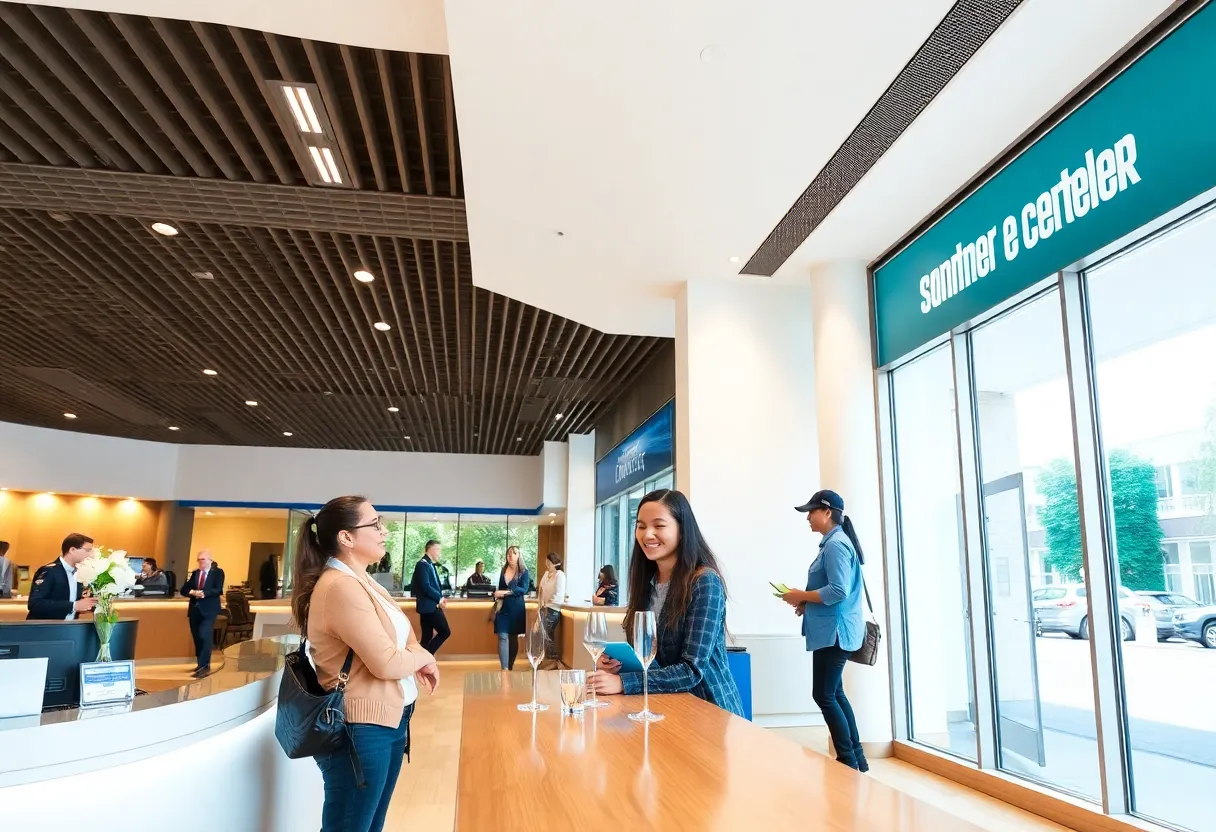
[628,610,663,722]
[582,612,610,708]
[518,613,549,712]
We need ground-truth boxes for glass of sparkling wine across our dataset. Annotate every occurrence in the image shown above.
[559,669,587,714]
[518,614,549,712]
[629,610,663,723]
[582,612,610,708]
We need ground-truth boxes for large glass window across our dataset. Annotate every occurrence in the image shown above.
[971,290,1102,801]
[1087,204,1216,831]
[891,345,976,760]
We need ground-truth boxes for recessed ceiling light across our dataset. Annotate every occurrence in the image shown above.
[245,400,258,407]
[548,513,557,517]
[354,270,375,283]
[64,412,77,419]
[403,435,411,440]
[729,256,740,263]
[305,145,343,184]
[204,511,214,516]
[283,431,293,437]
[282,85,323,134]
[373,322,392,332]
[202,369,218,376]
[49,211,72,222]
[168,426,180,431]
[0,487,7,491]
[555,413,564,421]
[517,437,523,442]
[151,222,178,237]
[192,270,215,280]
[388,406,400,413]
[323,391,333,396]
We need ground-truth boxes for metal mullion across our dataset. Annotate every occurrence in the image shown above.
[951,330,999,771]
[1058,270,1131,815]
[875,368,910,742]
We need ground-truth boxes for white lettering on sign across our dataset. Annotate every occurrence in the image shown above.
[919,133,1141,315]
[615,441,646,485]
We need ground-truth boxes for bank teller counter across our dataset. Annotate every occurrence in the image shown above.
[0,636,321,832]
[558,603,627,669]
[248,597,541,658]
[1,598,199,659]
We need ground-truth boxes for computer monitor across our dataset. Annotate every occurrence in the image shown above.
[127,556,145,574]
[0,620,139,709]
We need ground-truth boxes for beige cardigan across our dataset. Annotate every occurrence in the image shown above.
[307,567,434,728]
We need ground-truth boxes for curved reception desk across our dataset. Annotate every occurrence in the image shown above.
[0,637,323,832]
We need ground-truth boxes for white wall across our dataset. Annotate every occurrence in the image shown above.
[0,421,180,499]
[564,433,596,602]
[540,441,570,510]
[0,420,542,510]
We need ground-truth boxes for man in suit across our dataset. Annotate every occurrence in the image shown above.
[258,554,278,599]
[411,539,450,655]
[0,541,13,599]
[26,533,99,620]
[181,550,224,677]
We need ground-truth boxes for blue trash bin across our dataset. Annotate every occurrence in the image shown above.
[726,648,752,720]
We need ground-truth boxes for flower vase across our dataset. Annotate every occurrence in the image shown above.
[94,595,117,662]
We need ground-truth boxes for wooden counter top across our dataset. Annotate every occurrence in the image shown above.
[456,671,987,832]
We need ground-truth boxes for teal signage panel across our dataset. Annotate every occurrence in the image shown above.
[873,4,1216,366]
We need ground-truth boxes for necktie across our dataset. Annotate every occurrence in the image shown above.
[198,570,205,590]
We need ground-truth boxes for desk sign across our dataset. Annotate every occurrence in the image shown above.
[79,661,136,707]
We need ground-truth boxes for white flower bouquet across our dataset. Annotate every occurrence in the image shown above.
[76,548,138,661]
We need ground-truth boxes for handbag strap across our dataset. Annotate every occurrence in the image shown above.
[857,560,874,614]
[336,647,355,691]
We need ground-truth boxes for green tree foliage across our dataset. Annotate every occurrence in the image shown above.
[1036,450,1165,590]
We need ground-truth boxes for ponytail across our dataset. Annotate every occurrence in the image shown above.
[290,495,368,634]
[840,515,865,565]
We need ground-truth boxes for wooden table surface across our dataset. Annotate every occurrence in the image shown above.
[456,671,987,832]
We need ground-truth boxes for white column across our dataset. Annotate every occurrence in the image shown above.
[564,433,596,603]
[810,260,894,754]
[675,279,822,724]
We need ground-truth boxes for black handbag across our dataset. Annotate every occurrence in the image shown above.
[848,574,883,667]
[274,640,365,787]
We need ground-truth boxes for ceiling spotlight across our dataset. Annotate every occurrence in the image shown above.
[548,513,557,517]
[202,369,218,376]
[204,511,214,516]
[729,256,740,264]
[373,322,392,332]
[168,426,180,431]
[283,431,293,437]
[555,413,564,421]
[354,270,375,283]
[388,406,400,413]
[64,412,77,419]
[192,270,215,280]
[245,400,258,407]
[516,437,523,442]
[151,222,179,237]
[403,435,411,440]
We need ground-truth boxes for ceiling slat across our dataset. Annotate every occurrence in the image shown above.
[340,45,386,192]
[301,39,363,190]
[407,52,434,196]
[376,50,411,194]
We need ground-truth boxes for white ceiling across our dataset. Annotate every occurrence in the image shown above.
[39,0,1175,340]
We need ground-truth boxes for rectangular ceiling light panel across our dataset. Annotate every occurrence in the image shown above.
[267,80,352,188]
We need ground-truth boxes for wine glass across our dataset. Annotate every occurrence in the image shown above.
[628,610,663,722]
[582,612,610,708]
[518,613,549,712]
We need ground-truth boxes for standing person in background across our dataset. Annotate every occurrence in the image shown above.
[781,490,869,772]
[181,550,224,678]
[292,496,439,832]
[537,552,566,669]
[259,554,279,599]
[493,546,530,670]
[26,533,98,620]
[0,541,13,599]
[411,540,450,656]
[592,564,619,607]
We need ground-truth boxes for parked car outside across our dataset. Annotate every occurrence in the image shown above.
[1136,591,1202,641]
[1171,602,1216,649]
[1032,584,1148,641]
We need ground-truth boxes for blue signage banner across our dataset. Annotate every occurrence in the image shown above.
[596,401,674,504]
[873,4,1216,366]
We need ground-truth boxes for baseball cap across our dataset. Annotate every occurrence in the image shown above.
[795,489,844,514]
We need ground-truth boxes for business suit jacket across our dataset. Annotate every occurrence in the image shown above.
[411,557,443,614]
[180,567,225,617]
[0,555,13,599]
[26,559,82,620]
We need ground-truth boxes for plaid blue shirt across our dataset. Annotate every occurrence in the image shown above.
[620,570,744,717]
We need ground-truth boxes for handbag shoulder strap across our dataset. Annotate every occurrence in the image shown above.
[336,648,355,691]
[855,557,874,614]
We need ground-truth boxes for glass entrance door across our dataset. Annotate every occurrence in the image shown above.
[983,473,1046,767]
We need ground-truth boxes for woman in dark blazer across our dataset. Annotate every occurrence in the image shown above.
[493,545,530,670]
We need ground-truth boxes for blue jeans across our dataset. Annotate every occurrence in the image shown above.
[811,642,865,770]
[315,704,414,832]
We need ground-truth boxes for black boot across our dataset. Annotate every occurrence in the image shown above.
[855,745,870,773]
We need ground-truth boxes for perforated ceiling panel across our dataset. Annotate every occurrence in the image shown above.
[0,2,666,454]
[743,0,1025,277]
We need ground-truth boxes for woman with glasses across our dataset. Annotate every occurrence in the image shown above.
[292,496,441,832]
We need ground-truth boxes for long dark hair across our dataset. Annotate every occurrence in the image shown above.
[291,495,368,633]
[623,489,726,643]
[827,507,865,565]
[545,552,563,570]
[501,545,529,585]
[599,564,617,585]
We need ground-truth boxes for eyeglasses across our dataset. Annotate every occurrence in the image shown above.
[349,516,385,532]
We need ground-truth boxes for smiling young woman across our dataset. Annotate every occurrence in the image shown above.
[589,489,743,716]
